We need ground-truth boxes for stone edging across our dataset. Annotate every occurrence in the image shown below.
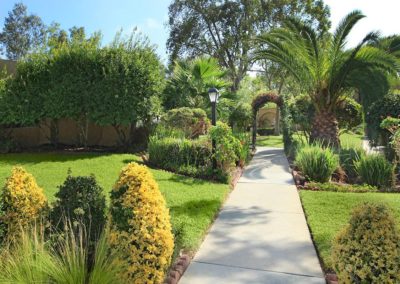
[164,255,191,284]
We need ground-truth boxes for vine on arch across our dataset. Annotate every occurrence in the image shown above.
[251,92,283,149]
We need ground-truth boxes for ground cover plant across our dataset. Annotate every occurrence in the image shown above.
[300,191,400,270]
[0,153,230,252]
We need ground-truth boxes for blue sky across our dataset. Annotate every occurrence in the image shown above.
[1,0,399,62]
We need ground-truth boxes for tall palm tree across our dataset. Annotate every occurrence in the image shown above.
[254,10,399,147]
[165,57,230,109]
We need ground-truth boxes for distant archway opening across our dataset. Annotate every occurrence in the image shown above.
[251,92,283,149]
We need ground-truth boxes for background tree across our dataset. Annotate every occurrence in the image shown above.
[163,57,229,109]
[255,11,398,147]
[0,3,46,60]
[167,0,330,91]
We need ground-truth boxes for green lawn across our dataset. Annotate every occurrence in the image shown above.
[0,153,230,253]
[256,131,363,149]
[300,190,400,270]
[256,135,284,147]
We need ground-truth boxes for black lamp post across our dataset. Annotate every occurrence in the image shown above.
[208,87,220,170]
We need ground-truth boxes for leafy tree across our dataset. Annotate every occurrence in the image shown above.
[0,3,46,60]
[255,11,398,147]
[167,0,330,91]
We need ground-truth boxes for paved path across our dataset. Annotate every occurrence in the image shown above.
[180,147,325,284]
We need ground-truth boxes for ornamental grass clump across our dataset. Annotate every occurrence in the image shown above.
[109,163,174,283]
[339,147,365,181]
[332,203,400,283]
[0,167,47,242]
[295,144,339,182]
[354,154,395,190]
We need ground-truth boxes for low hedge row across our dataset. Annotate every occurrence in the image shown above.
[148,137,213,178]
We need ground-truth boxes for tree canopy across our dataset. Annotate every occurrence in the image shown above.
[167,0,331,91]
[0,3,46,60]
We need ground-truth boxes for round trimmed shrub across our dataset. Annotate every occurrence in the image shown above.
[295,144,339,182]
[50,174,106,244]
[109,163,174,283]
[354,154,395,190]
[0,167,47,242]
[332,203,400,283]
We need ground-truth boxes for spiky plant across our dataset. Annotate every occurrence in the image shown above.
[255,10,399,147]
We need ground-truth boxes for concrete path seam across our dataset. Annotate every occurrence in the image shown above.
[191,261,325,279]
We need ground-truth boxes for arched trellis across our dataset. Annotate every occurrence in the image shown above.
[251,92,283,149]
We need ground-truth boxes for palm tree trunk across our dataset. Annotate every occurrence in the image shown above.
[310,111,340,148]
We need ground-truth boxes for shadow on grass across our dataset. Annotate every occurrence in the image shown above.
[169,199,221,218]
[0,152,114,165]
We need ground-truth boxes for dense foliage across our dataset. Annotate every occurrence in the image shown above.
[355,154,395,190]
[109,163,174,283]
[50,174,107,259]
[1,34,164,147]
[332,203,400,283]
[339,147,366,182]
[0,167,47,242]
[167,0,330,91]
[366,93,400,146]
[303,182,377,193]
[295,144,339,182]
[209,122,241,173]
[381,116,400,160]
[162,107,210,138]
[148,136,212,178]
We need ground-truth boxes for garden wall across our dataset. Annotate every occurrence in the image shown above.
[9,118,131,148]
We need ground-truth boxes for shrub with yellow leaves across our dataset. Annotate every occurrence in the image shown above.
[0,167,47,242]
[109,163,174,283]
[332,202,400,283]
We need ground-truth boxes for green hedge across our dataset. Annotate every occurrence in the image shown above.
[148,137,213,178]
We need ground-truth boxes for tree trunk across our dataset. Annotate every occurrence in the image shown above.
[310,111,340,148]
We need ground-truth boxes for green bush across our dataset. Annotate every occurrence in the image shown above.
[148,136,212,178]
[332,203,400,283]
[50,174,107,256]
[209,122,241,172]
[354,154,395,190]
[339,147,365,181]
[234,132,251,167]
[161,107,210,138]
[303,182,378,193]
[295,144,339,182]
[366,93,400,146]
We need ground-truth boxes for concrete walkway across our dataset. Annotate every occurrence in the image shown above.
[180,147,325,284]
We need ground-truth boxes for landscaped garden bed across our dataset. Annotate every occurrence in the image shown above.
[0,152,230,254]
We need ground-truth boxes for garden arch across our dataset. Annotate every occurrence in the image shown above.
[251,92,283,149]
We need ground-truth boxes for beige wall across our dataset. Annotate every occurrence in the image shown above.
[257,107,277,128]
[9,118,132,148]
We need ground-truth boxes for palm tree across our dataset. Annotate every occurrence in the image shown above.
[164,57,230,109]
[254,10,399,147]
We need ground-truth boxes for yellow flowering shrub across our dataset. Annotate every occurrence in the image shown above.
[332,203,400,283]
[109,163,174,284]
[0,167,47,241]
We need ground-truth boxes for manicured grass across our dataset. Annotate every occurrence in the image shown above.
[256,135,283,147]
[256,131,363,149]
[340,132,364,148]
[300,190,400,270]
[0,153,230,252]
